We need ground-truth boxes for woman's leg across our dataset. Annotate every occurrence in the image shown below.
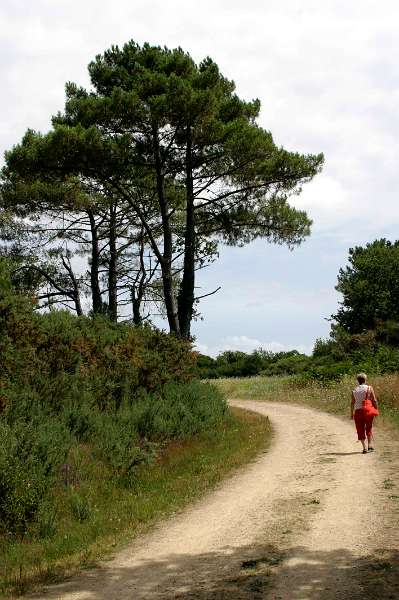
[354,410,367,452]
[366,415,374,450]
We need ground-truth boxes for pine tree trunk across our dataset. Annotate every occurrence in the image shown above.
[178,129,195,340]
[61,255,83,317]
[131,232,146,326]
[108,204,118,322]
[131,289,142,326]
[87,209,103,314]
[152,126,180,336]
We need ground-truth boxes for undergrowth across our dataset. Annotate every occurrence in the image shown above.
[0,407,271,597]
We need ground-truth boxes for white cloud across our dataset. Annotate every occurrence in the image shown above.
[194,335,312,358]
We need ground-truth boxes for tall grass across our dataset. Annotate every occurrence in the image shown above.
[214,373,399,425]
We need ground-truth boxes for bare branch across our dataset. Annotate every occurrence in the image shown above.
[194,286,221,301]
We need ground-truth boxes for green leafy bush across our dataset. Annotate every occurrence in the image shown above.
[92,409,153,481]
[197,349,312,379]
[0,419,71,533]
[133,381,227,440]
[292,362,353,386]
[0,258,195,420]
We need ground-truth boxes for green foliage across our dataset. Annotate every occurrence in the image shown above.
[334,239,399,334]
[197,329,399,385]
[196,234,399,382]
[0,256,195,417]
[69,489,92,523]
[0,261,226,538]
[91,409,153,482]
[260,352,311,376]
[293,362,353,386]
[286,238,399,385]
[37,501,58,539]
[132,381,227,440]
[2,39,323,338]
[197,350,264,378]
[1,407,269,596]
[313,337,341,359]
[0,418,71,533]
[196,349,311,379]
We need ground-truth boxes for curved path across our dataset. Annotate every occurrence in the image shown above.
[31,401,399,599]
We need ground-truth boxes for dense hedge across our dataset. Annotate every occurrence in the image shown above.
[0,267,195,415]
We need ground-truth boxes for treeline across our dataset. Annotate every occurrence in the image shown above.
[197,349,310,379]
[198,238,399,382]
[0,258,227,537]
[197,337,399,383]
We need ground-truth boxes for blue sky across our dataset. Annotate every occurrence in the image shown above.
[1,0,399,356]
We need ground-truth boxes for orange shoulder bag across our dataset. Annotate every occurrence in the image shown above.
[362,385,379,417]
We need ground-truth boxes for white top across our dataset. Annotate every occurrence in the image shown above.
[353,384,370,410]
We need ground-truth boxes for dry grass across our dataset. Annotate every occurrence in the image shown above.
[214,373,399,426]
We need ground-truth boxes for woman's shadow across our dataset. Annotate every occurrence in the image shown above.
[320,451,365,456]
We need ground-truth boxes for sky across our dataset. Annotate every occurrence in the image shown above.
[1,0,398,356]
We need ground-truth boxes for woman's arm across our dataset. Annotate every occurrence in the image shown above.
[370,386,378,409]
[351,392,355,419]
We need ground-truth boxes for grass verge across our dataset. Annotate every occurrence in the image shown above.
[0,406,271,598]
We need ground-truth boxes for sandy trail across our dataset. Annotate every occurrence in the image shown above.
[30,401,399,600]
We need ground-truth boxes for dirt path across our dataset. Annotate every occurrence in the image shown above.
[30,401,399,600]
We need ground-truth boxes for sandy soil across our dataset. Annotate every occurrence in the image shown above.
[30,401,399,600]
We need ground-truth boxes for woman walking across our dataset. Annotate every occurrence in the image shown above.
[351,373,379,454]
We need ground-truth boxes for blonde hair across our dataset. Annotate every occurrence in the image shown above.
[357,372,367,384]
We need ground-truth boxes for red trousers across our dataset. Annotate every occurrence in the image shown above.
[354,409,374,440]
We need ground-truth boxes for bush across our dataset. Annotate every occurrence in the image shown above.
[197,349,311,379]
[0,379,227,531]
[293,362,353,386]
[0,258,195,418]
[133,381,227,440]
[0,419,71,533]
[92,409,153,482]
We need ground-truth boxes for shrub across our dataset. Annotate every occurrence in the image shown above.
[92,409,153,482]
[293,361,353,386]
[132,381,227,440]
[0,416,73,533]
[0,259,195,418]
